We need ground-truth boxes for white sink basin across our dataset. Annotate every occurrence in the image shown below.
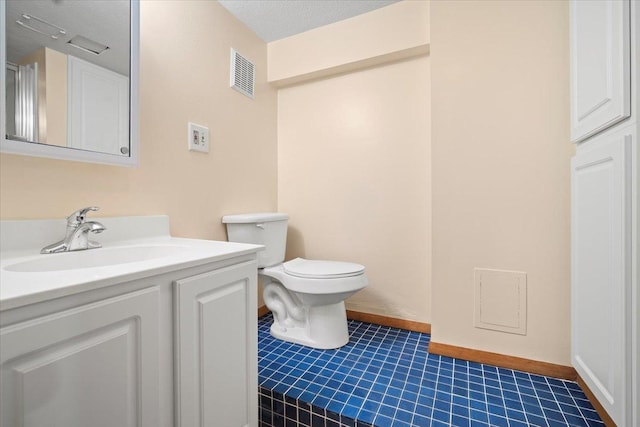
[4,245,190,272]
[1,215,263,310]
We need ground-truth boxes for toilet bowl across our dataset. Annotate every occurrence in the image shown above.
[261,258,367,348]
[222,213,368,349]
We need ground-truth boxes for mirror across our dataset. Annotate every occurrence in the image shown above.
[1,0,139,166]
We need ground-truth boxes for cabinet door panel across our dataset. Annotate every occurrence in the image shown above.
[571,133,632,425]
[201,282,247,426]
[0,287,160,427]
[570,0,630,142]
[68,56,129,155]
[174,260,257,427]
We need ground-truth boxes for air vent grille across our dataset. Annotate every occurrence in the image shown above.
[230,48,255,99]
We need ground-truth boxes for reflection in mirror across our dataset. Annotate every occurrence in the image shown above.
[2,0,136,163]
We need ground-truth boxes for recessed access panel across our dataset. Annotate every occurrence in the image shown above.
[474,268,527,335]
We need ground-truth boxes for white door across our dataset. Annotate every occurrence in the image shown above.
[571,132,632,425]
[570,0,631,142]
[0,287,160,427]
[174,261,258,427]
[67,55,129,155]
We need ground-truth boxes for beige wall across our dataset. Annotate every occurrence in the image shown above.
[278,57,431,322]
[2,0,574,365]
[268,1,429,85]
[275,2,431,323]
[0,1,277,242]
[430,0,574,365]
[44,48,67,147]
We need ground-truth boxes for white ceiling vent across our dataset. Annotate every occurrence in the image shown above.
[230,48,255,99]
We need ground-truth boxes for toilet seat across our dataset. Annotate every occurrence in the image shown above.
[261,262,367,295]
[283,258,365,279]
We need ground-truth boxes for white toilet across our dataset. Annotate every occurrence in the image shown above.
[222,213,367,349]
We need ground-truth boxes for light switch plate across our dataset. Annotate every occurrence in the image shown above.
[188,122,209,153]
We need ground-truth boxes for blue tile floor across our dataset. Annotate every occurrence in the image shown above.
[258,314,604,427]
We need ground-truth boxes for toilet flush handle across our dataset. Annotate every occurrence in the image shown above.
[256,223,265,229]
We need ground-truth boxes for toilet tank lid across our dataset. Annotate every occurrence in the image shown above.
[222,213,289,224]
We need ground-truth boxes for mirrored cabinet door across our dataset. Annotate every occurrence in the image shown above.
[0,0,139,167]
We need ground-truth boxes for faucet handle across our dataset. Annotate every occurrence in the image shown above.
[66,206,99,226]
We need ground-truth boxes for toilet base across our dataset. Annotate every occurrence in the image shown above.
[269,302,350,349]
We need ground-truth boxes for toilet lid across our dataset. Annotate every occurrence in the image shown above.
[283,258,365,279]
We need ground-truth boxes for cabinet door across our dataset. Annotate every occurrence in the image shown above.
[0,287,160,427]
[571,132,632,425]
[67,56,129,155]
[174,260,258,427]
[570,0,630,142]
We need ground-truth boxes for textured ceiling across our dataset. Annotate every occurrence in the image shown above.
[5,0,130,75]
[218,0,402,42]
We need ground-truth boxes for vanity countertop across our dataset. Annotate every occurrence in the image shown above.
[0,216,262,311]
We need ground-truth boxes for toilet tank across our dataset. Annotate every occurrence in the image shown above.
[222,213,289,268]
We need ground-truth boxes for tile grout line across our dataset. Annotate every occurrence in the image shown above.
[374,326,415,425]
[344,321,389,422]
[313,321,377,413]
[257,314,605,427]
[407,331,431,426]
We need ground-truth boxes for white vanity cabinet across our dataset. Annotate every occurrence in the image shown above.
[0,239,260,427]
[570,1,638,426]
[174,260,258,427]
[0,286,161,427]
[569,0,631,142]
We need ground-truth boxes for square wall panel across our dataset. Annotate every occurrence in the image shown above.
[474,268,527,335]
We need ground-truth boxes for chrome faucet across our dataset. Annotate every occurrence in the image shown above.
[41,207,106,254]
